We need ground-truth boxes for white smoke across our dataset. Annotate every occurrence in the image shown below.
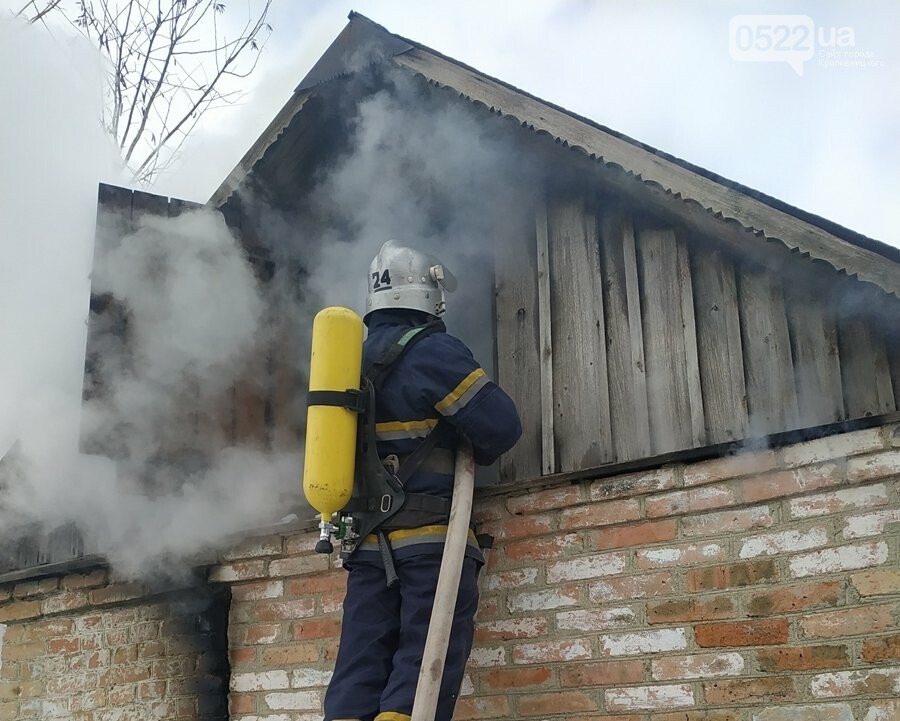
[0,17,299,577]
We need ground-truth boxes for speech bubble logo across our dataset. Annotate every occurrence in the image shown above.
[729,15,815,76]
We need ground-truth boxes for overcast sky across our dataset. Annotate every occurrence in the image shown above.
[139,0,900,248]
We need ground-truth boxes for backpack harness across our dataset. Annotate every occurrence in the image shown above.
[307,320,455,587]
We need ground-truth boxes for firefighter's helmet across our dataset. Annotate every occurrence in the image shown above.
[364,240,457,322]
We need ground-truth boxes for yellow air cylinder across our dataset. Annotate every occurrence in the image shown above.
[302,306,364,524]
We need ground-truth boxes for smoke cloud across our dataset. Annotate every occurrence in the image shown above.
[1,24,532,577]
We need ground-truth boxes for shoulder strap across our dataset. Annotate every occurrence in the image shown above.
[365,320,445,390]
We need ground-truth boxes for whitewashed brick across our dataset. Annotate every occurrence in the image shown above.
[652,652,745,680]
[264,691,322,711]
[231,671,290,692]
[232,716,290,721]
[790,542,888,578]
[507,587,578,613]
[811,668,900,698]
[556,607,636,632]
[740,528,829,559]
[546,552,626,583]
[638,543,724,568]
[467,646,506,667]
[599,628,687,656]
[484,567,538,591]
[843,509,900,539]
[865,699,900,721]
[754,704,854,721]
[847,450,900,481]
[477,617,547,639]
[790,485,890,518]
[605,684,694,710]
[290,668,332,688]
[460,673,474,696]
[513,638,592,664]
[781,429,883,467]
[233,581,283,601]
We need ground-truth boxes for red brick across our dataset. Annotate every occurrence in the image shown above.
[647,596,735,624]
[683,450,777,485]
[518,690,597,716]
[260,644,320,665]
[269,554,330,578]
[244,623,282,644]
[687,560,777,592]
[742,463,839,503]
[283,532,325,555]
[758,645,849,671]
[559,500,641,531]
[287,572,347,596]
[651,652,745,680]
[290,617,343,640]
[652,714,743,721]
[483,513,556,539]
[851,568,900,597]
[0,600,41,622]
[229,647,257,666]
[504,533,582,562]
[2,642,45,661]
[559,660,644,687]
[847,450,900,481]
[646,484,737,518]
[482,666,552,690]
[27,618,75,638]
[589,572,673,602]
[862,633,900,662]
[801,604,896,639]
[681,506,773,537]
[507,485,582,514]
[90,582,147,606]
[41,591,90,615]
[695,620,788,647]
[590,519,676,550]
[13,578,59,598]
[704,677,797,704]
[454,695,511,720]
[48,638,79,654]
[99,664,151,686]
[746,581,843,617]
[229,692,255,714]
[60,570,108,590]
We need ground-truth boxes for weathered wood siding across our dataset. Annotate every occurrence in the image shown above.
[495,189,898,478]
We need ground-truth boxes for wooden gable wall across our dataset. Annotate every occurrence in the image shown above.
[495,186,900,483]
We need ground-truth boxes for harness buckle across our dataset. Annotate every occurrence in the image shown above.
[380,494,392,513]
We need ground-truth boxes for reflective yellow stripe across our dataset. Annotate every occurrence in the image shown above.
[435,368,486,413]
[365,525,478,544]
[374,419,439,434]
[375,713,411,721]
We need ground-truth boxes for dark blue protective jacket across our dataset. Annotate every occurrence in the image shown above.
[355,309,521,560]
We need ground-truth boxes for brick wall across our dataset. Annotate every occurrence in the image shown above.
[214,423,900,721]
[0,570,229,721]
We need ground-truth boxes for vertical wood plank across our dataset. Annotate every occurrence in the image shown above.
[548,193,612,471]
[493,210,542,481]
[690,247,748,443]
[600,208,651,461]
[677,235,706,447]
[786,290,845,426]
[535,198,556,475]
[889,333,900,411]
[637,224,697,454]
[738,267,799,434]
[838,315,896,418]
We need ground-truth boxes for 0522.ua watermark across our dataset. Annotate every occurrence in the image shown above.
[728,15,883,76]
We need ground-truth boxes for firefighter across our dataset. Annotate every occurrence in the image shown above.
[323,240,522,721]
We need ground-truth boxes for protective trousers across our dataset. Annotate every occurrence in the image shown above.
[323,553,481,721]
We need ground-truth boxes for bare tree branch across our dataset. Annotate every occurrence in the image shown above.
[21,0,273,186]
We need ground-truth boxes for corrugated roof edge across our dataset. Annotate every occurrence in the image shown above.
[342,11,899,265]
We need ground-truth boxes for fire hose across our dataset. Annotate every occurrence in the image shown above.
[410,437,475,721]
